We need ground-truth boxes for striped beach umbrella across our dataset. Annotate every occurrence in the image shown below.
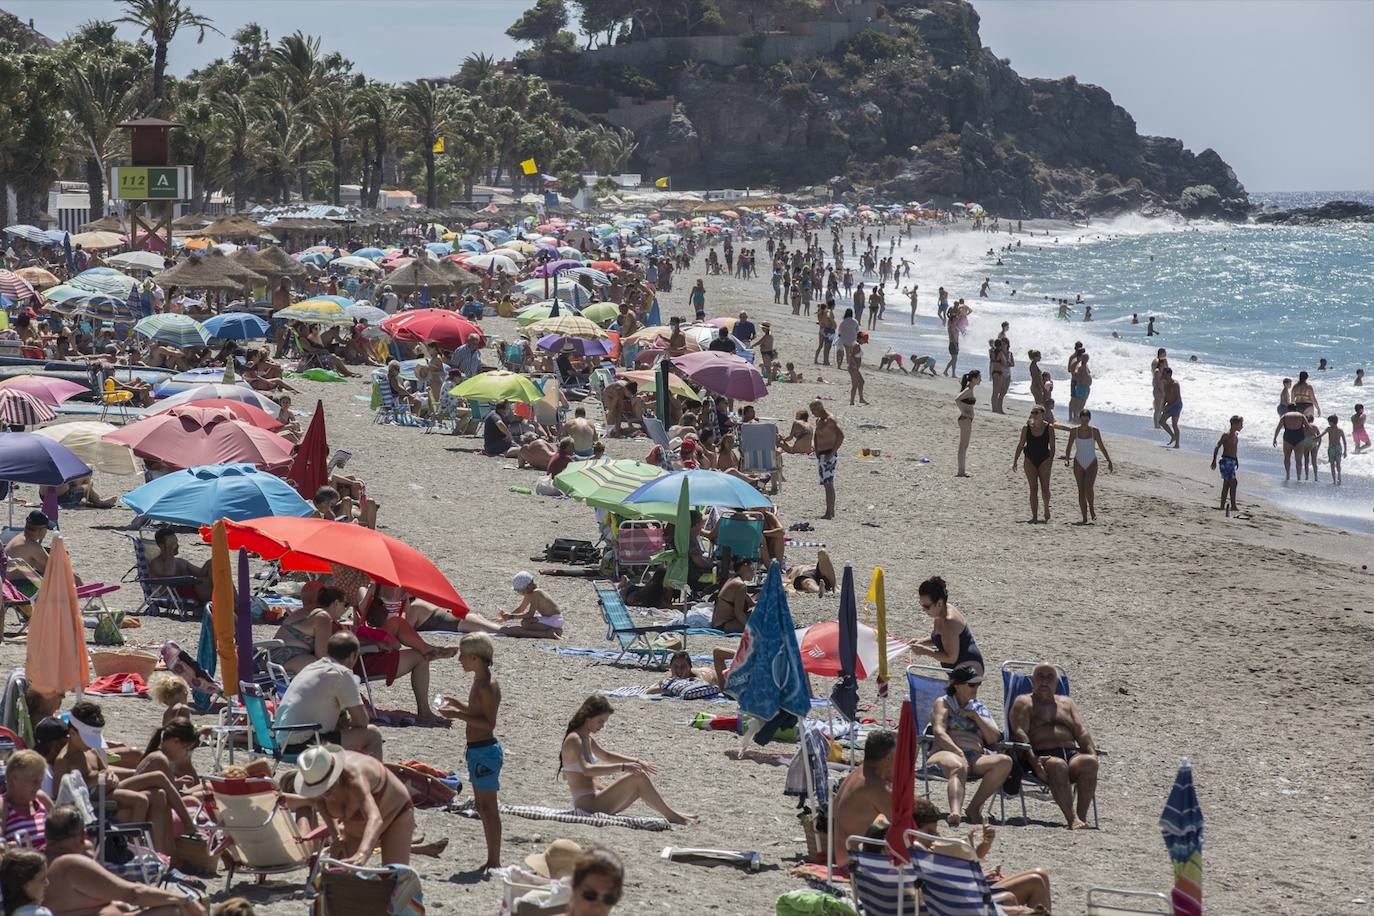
[0,270,37,301]
[0,389,57,426]
[552,458,666,512]
[72,295,139,323]
[151,384,279,414]
[1160,759,1204,916]
[15,267,59,290]
[133,313,211,348]
[71,268,138,298]
[525,315,608,340]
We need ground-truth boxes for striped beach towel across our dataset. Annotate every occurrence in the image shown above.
[447,798,670,831]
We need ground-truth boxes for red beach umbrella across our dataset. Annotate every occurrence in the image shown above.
[380,308,484,350]
[148,398,284,430]
[286,400,329,498]
[103,413,294,470]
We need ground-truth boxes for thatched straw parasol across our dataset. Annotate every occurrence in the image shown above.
[383,257,455,293]
[150,253,254,291]
[253,245,308,280]
[206,248,267,285]
[434,259,483,289]
[172,212,210,231]
[79,214,124,233]
[201,214,269,241]
[231,247,277,277]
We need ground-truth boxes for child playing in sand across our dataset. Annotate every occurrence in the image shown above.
[910,355,938,376]
[1322,415,1347,485]
[498,571,563,639]
[1352,404,1369,454]
[1210,415,1243,516]
[785,362,802,383]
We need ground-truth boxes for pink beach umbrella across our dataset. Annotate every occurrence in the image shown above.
[0,375,88,407]
[669,351,768,402]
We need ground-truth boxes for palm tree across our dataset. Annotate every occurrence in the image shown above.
[251,98,316,205]
[116,0,220,114]
[62,57,140,218]
[400,80,455,208]
[358,83,401,208]
[456,52,497,90]
[211,94,258,210]
[266,32,326,199]
[310,86,357,206]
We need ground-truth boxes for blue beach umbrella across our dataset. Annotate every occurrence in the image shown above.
[722,560,813,745]
[133,313,210,348]
[203,312,270,340]
[121,463,313,527]
[351,247,386,260]
[623,469,772,518]
[830,565,860,722]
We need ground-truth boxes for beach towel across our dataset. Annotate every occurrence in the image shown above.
[655,676,721,699]
[447,797,670,831]
[85,672,149,697]
[539,645,715,664]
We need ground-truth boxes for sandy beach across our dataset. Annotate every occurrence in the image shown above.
[7,224,1372,915]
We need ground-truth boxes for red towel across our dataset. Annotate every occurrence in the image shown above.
[86,672,149,697]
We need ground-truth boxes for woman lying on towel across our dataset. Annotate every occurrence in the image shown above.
[559,697,698,825]
[646,650,735,698]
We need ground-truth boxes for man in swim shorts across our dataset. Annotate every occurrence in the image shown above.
[1159,366,1182,448]
[810,400,844,520]
[1211,415,1242,515]
[1008,662,1099,831]
[438,633,503,870]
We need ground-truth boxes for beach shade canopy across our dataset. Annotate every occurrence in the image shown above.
[0,270,37,301]
[579,302,620,326]
[273,300,353,326]
[251,245,309,280]
[202,214,267,240]
[285,401,328,498]
[618,369,700,402]
[669,351,767,401]
[33,422,141,476]
[123,463,313,527]
[345,303,388,324]
[449,370,543,404]
[536,333,613,357]
[526,314,609,340]
[0,389,56,426]
[553,458,666,512]
[722,560,812,745]
[830,565,861,720]
[25,535,88,694]
[203,312,270,340]
[154,403,283,431]
[203,517,468,614]
[134,313,211,348]
[152,384,279,413]
[209,521,240,697]
[102,413,294,471]
[205,249,267,286]
[384,257,453,293]
[104,251,166,273]
[0,432,91,483]
[794,619,908,683]
[380,309,484,350]
[1161,759,1204,916]
[622,469,772,520]
[150,255,249,291]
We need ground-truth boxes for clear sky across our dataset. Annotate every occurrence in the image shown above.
[9,0,1372,191]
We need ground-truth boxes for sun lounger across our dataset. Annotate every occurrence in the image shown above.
[999,659,1101,827]
[206,774,326,892]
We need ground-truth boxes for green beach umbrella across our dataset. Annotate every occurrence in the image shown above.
[662,477,691,591]
[552,458,666,511]
[133,313,210,348]
[449,370,543,404]
[581,302,620,326]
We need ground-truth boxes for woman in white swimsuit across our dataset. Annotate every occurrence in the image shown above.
[558,697,697,824]
[1061,409,1114,524]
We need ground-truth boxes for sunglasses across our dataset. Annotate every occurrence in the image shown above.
[580,889,621,905]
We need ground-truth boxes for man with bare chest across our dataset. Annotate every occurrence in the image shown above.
[1008,662,1099,830]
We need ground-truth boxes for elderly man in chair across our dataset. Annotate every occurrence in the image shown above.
[1008,661,1099,830]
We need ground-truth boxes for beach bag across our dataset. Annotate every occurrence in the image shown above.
[776,890,858,915]
[385,761,458,808]
[311,862,424,916]
[93,612,126,646]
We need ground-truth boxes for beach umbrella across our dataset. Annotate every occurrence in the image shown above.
[884,700,918,862]
[71,295,139,323]
[1160,759,1204,916]
[24,535,87,695]
[866,567,890,715]
[202,312,270,340]
[794,620,907,681]
[670,351,767,401]
[151,384,278,413]
[285,401,328,499]
[663,478,691,591]
[0,390,55,427]
[580,302,620,326]
[123,463,313,527]
[35,284,89,305]
[536,333,613,357]
[68,231,125,251]
[345,303,388,324]
[209,520,240,698]
[515,302,581,326]
[622,469,771,520]
[617,368,699,403]
[206,517,468,614]
[552,458,666,511]
[462,253,519,274]
[103,413,294,471]
[15,267,59,290]
[449,370,542,405]
[33,422,141,476]
[525,314,608,340]
[722,560,812,745]
[104,251,165,273]
[0,271,36,301]
[380,309,484,350]
[134,313,210,348]
[274,300,352,325]
[0,376,86,408]
[830,565,860,721]
[350,247,386,260]
[532,258,583,278]
[332,255,384,272]
[151,399,282,430]
[72,268,138,298]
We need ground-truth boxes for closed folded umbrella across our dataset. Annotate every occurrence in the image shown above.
[885,700,918,862]
[103,413,294,470]
[449,370,542,405]
[0,390,56,427]
[123,463,313,527]
[830,565,860,721]
[670,351,767,401]
[203,313,270,340]
[0,376,86,408]
[33,422,141,476]
[1161,759,1204,916]
[209,521,240,698]
[134,313,210,348]
[25,535,88,695]
[285,401,328,499]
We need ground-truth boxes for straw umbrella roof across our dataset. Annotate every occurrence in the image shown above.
[172,212,210,230]
[231,247,277,276]
[80,214,124,233]
[206,248,267,285]
[254,245,309,279]
[201,214,268,240]
[434,259,483,289]
[383,257,453,293]
[150,253,253,291]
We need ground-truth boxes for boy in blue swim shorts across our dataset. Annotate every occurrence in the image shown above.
[1210,415,1243,517]
[437,633,503,870]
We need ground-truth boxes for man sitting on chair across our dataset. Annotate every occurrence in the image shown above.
[832,730,896,869]
[274,632,386,759]
[7,511,85,589]
[1008,661,1099,830]
[146,529,211,604]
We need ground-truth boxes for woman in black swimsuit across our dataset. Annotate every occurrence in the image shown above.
[1012,406,1056,523]
[955,370,980,477]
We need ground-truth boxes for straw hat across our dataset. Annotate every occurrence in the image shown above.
[525,838,583,879]
[293,745,345,798]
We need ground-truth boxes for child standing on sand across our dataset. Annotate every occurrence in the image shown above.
[1211,416,1243,516]
[1352,405,1369,454]
[1321,415,1347,485]
[438,633,503,872]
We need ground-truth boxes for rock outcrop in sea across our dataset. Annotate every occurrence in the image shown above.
[1254,200,1374,225]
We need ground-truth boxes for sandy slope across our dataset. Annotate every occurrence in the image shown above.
[8,227,1372,915]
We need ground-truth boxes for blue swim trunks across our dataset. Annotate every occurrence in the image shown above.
[1218,456,1237,481]
[466,739,504,792]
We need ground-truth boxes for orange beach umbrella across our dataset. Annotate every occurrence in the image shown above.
[25,536,89,694]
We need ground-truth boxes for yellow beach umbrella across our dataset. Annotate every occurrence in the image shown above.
[865,567,888,682]
[34,422,143,477]
[210,520,239,698]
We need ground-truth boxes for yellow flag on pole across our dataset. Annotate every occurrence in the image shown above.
[866,567,888,680]
[655,177,670,188]
[520,158,538,176]
[432,137,445,154]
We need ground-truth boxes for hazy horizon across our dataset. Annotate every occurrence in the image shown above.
[7,0,1371,193]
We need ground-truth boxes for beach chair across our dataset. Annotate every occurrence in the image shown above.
[0,546,34,639]
[205,774,326,892]
[243,681,321,770]
[1086,887,1171,915]
[500,341,527,372]
[593,579,686,666]
[56,771,168,887]
[307,857,424,916]
[904,830,1004,915]
[848,837,918,916]
[99,378,134,423]
[118,533,206,619]
[998,660,1099,828]
[615,520,665,582]
[372,371,425,427]
[738,422,782,493]
[906,666,1008,822]
[422,389,459,435]
[0,668,34,747]
[712,515,764,572]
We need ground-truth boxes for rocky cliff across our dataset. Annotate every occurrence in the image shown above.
[556,0,1250,219]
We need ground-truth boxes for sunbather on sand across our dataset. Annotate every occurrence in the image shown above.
[709,557,756,633]
[647,649,735,694]
[369,583,503,635]
[784,548,837,594]
[498,571,563,639]
[558,697,697,825]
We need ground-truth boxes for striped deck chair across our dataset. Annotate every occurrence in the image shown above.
[906,666,1008,822]
[1086,887,1171,915]
[905,831,1004,915]
[119,534,205,619]
[848,838,918,915]
[999,659,1100,827]
[738,422,782,493]
[372,371,426,427]
[593,579,686,666]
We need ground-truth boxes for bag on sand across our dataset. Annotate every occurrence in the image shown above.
[776,889,858,915]
[312,861,424,916]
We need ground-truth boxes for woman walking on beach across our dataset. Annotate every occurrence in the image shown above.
[559,697,697,825]
[955,370,981,478]
[848,343,869,406]
[1012,406,1056,522]
[1068,354,1093,421]
[908,576,985,675]
[1062,409,1114,524]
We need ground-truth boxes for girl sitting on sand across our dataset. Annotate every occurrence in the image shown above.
[499,571,563,639]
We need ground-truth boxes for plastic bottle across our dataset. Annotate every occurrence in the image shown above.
[509,486,532,495]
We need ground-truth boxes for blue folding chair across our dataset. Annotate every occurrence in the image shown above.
[999,659,1100,828]
[713,515,763,565]
[593,579,685,666]
[905,830,1003,915]
[906,665,1008,822]
[847,838,917,916]
[240,682,320,770]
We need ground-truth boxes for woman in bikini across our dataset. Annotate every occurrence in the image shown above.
[271,586,352,675]
[1062,409,1114,524]
[710,557,756,633]
[1012,406,1056,523]
[558,697,697,824]
[782,409,813,454]
[955,370,981,478]
[1290,370,1319,420]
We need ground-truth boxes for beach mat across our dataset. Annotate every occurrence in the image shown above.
[447,797,670,831]
[539,646,715,664]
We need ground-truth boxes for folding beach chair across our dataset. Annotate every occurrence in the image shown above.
[999,659,1100,828]
[99,378,134,423]
[615,520,665,582]
[119,533,206,620]
[242,681,322,771]
[307,857,424,916]
[848,837,918,916]
[593,578,686,666]
[738,422,782,493]
[906,666,1008,822]
[1086,887,1171,915]
[712,515,764,573]
[372,371,425,427]
[0,668,34,747]
[56,771,168,887]
[500,341,527,372]
[642,416,676,468]
[205,774,326,892]
[422,389,459,435]
[904,830,1004,915]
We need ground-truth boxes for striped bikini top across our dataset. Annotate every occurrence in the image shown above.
[4,796,48,848]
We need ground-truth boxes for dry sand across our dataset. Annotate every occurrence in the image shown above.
[8,227,1373,915]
